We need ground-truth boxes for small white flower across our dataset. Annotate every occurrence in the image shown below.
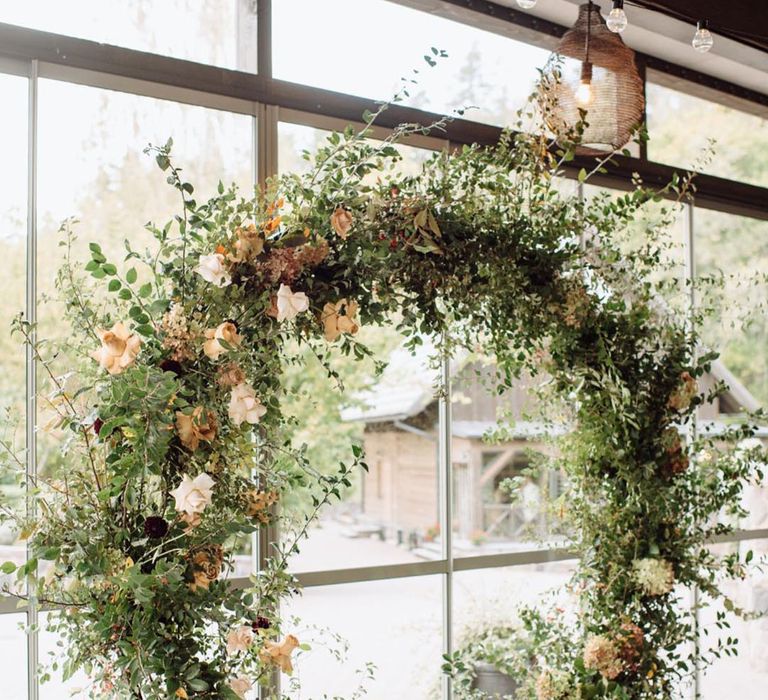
[228,383,267,427]
[170,473,215,516]
[276,284,309,322]
[226,625,254,655]
[632,557,674,596]
[228,676,253,699]
[196,253,231,287]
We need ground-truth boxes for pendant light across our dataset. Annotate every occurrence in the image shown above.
[549,1,645,154]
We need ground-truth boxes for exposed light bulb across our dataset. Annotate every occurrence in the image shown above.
[575,80,595,107]
[575,61,595,108]
[606,1,628,33]
[692,19,714,53]
[516,0,538,8]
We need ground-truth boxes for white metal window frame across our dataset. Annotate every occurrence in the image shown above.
[0,14,766,700]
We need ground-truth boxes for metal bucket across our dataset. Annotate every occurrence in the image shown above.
[471,662,518,698]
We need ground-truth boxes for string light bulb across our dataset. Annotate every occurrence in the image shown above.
[575,62,595,107]
[516,0,538,8]
[606,0,628,33]
[692,19,714,53]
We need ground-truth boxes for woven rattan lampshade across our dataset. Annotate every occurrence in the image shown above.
[552,2,644,153]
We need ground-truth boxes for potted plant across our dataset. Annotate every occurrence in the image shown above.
[448,624,532,699]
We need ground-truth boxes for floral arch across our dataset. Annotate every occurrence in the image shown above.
[1,87,761,700]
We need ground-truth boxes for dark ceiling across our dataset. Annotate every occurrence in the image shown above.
[630,0,768,54]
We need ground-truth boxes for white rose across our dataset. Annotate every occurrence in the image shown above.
[226,625,254,655]
[228,677,253,699]
[276,283,309,322]
[170,473,215,516]
[228,383,267,427]
[196,253,231,287]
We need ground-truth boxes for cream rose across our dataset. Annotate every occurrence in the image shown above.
[226,625,254,655]
[91,322,142,375]
[229,383,267,427]
[196,253,231,287]
[228,677,253,699]
[170,473,215,516]
[321,299,360,342]
[330,206,353,239]
[276,284,309,322]
[203,321,241,360]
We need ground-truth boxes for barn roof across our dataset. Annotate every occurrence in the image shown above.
[341,343,761,424]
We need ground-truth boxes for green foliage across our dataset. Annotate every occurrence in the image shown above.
[0,73,762,700]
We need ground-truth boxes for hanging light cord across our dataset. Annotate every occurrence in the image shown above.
[621,0,768,44]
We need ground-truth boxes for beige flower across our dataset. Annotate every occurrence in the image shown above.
[176,407,217,451]
[170,473,215,516]
[583,634,623,680]
[203,321,241,360]
[179,511,202,531]
[231,223,265,262]
[196,253,231,287]
[228,383,267,427]
[276,284,309,322]
[161,303,196,362]
[668,371,698,412]
[321,299,360,342]
[259,634,300,675]
[330,206,353,239]
[228,677,253,699]
[632,558,674,596]
[245,489,279,523]
[226,625,254,655]
[187,544,223,592]
[91,322,141,375]
[217,362,246,388]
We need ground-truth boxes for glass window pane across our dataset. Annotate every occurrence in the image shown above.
[284,576,443,698]
[0,73,27,576]
[278,122,442,573]
[699,539,768,696]
[0,1,248,70]
[647,82,768,188]
[695,208,768,408]
[274,0,549,127]
[36,79,256,566]
[0,614,27,700]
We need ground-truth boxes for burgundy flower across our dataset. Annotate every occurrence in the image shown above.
[159,359,184,377]
[252,616,271,631]
[92,417,104,436]
[144,516,169,539]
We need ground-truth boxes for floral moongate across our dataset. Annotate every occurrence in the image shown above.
[1,74,762,700]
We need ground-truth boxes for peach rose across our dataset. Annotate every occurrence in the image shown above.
[176,407,217,451]
[217,362,246,388]
[231,223,265,262]
[187,544,223,592]
[91,322,141,375]
[245,489,278,522]
[321,299,359,342]
[203,321,241,361]
[228,383,267,427]
[259,634,300,675]
[228,677,253,699]
[330,206,353,239]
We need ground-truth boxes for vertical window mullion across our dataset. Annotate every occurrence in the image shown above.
[25,57,39,700]
[439,341,453,700]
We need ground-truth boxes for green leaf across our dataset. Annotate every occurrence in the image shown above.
[578,167,588,183]
[101,263,117,276]
[138,283,153,298]
[126,268,138,284]
[108,279,122,292]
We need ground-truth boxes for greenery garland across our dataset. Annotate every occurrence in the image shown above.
[0,75,763,699]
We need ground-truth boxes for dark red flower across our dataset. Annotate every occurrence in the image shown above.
[159,359,184,377]
[252,616,271,631]
[144,516,169,539]
[92,417,104,436]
